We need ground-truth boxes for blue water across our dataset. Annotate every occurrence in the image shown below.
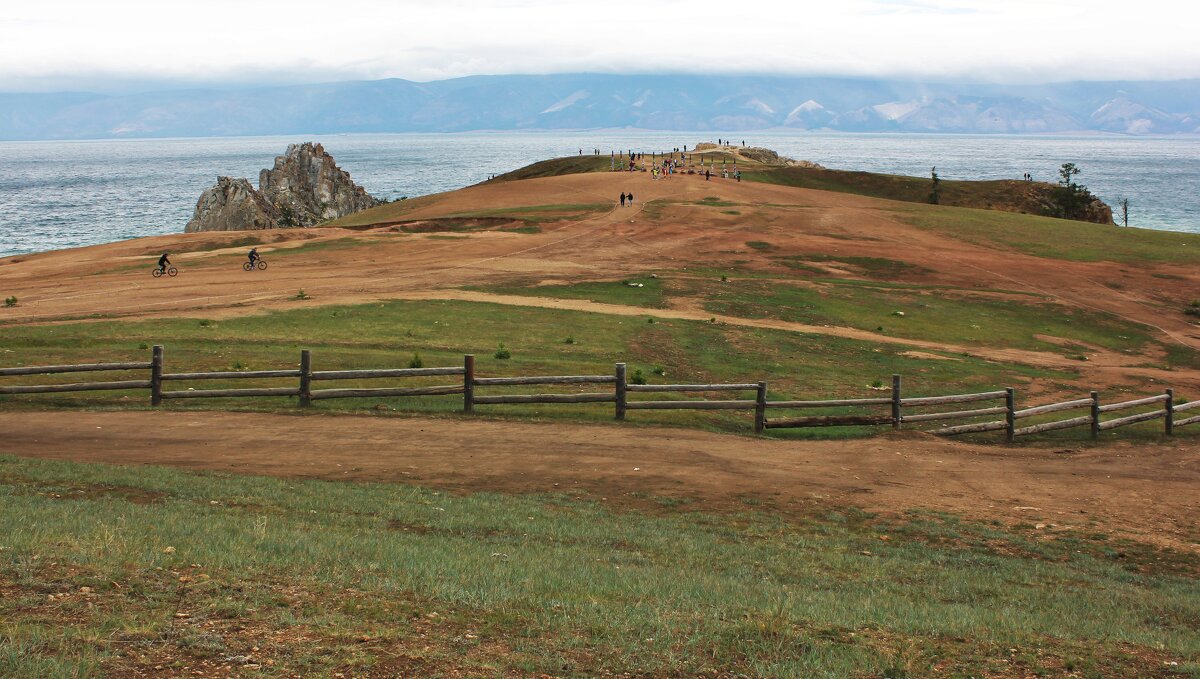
[1,132,1197,257]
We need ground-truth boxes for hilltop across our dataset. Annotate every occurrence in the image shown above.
[487,146,1114,223]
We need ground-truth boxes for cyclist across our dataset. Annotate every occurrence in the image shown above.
[247,247,259,269]
[157,252,171,275]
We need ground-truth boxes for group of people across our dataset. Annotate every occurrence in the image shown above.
[154,248,260,276]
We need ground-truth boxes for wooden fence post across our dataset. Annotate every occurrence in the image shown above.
[299,350,312,407]
[1165,388,1174,436]
[463,355,475,414]
[1090,391,1100,439]
[150,345,164,406]
[891,375,901,430]
[1005,388,1016,443]
[615,363,627,420]
[754,381,767,433]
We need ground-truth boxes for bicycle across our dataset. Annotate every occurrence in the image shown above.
[152,266,178,278]
[242,259,268,271]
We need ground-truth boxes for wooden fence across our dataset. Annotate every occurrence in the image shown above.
[2,347,1198,441]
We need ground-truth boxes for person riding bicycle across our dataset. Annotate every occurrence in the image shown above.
[248,247,259,268]
[157,252,171,275]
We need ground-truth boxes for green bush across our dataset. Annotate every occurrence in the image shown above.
[631,369,647,385]
[493,343,511,360]
[3,296,16,307]
[408,353,424,369]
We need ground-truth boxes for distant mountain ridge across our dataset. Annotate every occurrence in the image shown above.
[2,74,1199,140]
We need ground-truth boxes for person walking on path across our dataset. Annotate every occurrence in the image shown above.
[627,192,634,206]
[620,192,626,207]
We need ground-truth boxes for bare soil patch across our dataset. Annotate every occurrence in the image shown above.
[3,410,1197,552]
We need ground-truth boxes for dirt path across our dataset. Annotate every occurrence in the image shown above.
[386,289,1180,376]
[4,410,1197,551]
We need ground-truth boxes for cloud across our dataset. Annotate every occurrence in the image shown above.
[1,0,1198,92]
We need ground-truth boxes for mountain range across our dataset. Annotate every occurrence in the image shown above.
[2,74,1199,140]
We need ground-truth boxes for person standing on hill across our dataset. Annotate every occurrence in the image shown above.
[705,169,711,181]
[620,192,626,207]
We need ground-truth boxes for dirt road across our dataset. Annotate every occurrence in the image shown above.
[4,410,1197,551]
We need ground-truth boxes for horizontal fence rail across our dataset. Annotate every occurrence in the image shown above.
[311,367,465,380]
[0,380,152,395]
[629,383,760,392]
[1,351,1196,442]
[0,362,151,377]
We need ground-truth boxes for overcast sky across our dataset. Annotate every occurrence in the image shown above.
[3,0,1198,92]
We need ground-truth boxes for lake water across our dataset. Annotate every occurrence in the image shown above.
[1,131,1197,257]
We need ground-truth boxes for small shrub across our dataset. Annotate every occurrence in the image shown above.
[1186,301,1200,317]
[295,289,309,300]
[709,317,717,323]
[3,296,16,307]
[137,343,149,350]
[652,366,665,376]
[631,369,647,385]
[564,335,575,344]
[494,343,511,360]
[198,319,212,327]
[720,275,728,282]
[647,317,655,324]
[408,353,424,369]
[871,379,883,389]
[745,241,772,251]
[232,360,247,371]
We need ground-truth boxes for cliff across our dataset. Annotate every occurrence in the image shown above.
[185,143,379,233]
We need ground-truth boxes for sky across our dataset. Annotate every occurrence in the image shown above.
[2,0,1199,93]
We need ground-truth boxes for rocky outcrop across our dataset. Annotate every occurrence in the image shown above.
[184,142,378,233]
[259,143,379,227]
[184,177,279,233]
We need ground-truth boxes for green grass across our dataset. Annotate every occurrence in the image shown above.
[445,203,610,224]
[0,298,1062,437]
[0,455,1196,677]
[474,277,667,309]
[679,278,1157,356]
[488,155,614,182]
[896,204,1200,265]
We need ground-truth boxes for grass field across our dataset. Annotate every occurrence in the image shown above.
[1,455,1197,678]
[895,205,1200,265]
[0,297,1070,438]
[472,275,1165,362]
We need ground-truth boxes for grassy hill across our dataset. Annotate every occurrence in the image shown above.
[480,148,1113,224]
